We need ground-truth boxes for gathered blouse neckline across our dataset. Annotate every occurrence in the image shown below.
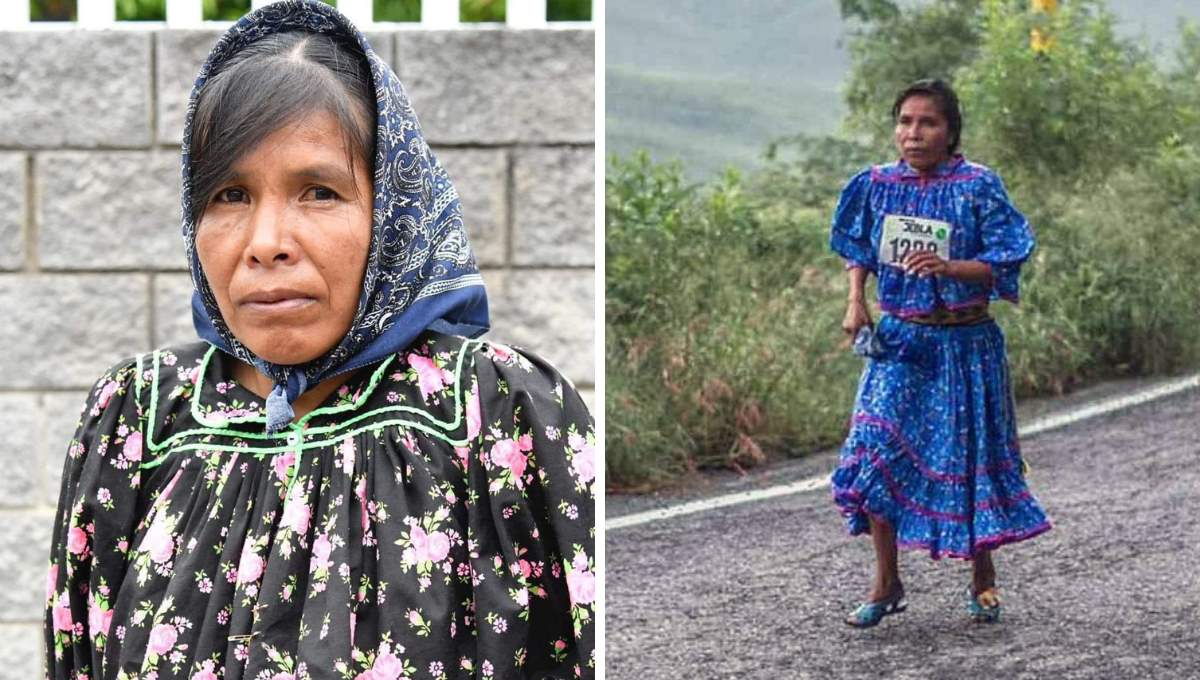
[189,345,389,429]
[135,334,481,469]
[889,153,969,181]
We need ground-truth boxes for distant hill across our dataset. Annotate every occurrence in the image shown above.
[606,0,1200,179]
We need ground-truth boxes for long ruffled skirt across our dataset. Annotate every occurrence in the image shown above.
[831,314,1051,560]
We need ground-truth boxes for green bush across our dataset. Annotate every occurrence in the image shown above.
[957,0,1172,190]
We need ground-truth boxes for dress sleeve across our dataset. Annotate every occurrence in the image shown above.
[466,341,596,679]
[45,358,146,679]
[974,171,1036,302]
[830,167,878,272]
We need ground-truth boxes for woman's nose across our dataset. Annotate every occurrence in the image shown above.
[245,202,297,267]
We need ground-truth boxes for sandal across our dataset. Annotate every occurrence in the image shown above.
[845,586,907,628]
[966,585,1002,623]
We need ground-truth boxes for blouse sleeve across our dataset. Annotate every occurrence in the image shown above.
[974,171,1036,302]
[830,167,878,272]
[466,342,596,679]
[45,358,146,679]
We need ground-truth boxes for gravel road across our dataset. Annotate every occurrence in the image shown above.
[605,382,1200,679]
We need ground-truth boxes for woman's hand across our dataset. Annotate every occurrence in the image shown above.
[902,252,993,282]
[902,251,952,277]
[842,298,872,336]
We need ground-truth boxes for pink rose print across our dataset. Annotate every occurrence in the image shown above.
[311,534,333,572]
[339,437,356,475]
[97,381,118,409]
[491,439,528,480]
[410,527,430,562]
[189,365,202,385]
[148,623,178,655]
[237,544,264,584]
[426,531,451,564]
[518,434,533,452]
[466,385,482,441]
[357,477,369,530]
[454,446,470,470]
[566,570,595,606]
[123,431,143,462]
[273,451,296,484]
[66,527,88,556]
[192,669,218,680]
[281,493,312,536]
[518,559,533,579]
[491,344,512,362]
[46,564,57,602]
[572,553,588,572]
[142,521,174,565]
[270,675,295,680]
[52,599,73,632]
[572,443,596,484]
[409,354,453,401]
[88,600,113,638]
[372,652,405,680]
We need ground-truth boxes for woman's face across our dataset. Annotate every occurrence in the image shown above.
[894,94,952,172]
[196,109,373,366]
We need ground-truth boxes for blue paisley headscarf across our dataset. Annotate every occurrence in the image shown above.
[181,0,489,434]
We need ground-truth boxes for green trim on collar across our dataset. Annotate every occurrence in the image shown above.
[139,338,482,470]
[188,345,399,429]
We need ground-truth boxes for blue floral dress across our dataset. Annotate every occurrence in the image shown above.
[44,332,596,679]
[829,154,1051,560]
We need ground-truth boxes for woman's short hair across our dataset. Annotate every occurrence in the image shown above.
[891,78,962,155]
[189,30,376,225]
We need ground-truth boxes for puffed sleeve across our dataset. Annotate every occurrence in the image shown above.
[830,167,878,271]
[466,341,596,679]
[974,171,1036,302]
[45,358,146,679]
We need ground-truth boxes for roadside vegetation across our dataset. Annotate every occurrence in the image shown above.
[606,0,1200,491]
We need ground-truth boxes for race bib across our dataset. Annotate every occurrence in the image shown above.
[879,214,952,268]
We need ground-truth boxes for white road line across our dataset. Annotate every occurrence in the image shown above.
[606,372,1200,532]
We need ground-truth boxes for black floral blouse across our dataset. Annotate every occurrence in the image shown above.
[44,332,596,680]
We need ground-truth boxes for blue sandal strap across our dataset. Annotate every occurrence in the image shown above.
[846,589,907,628]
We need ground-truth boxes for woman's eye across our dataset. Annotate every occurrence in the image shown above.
[310,187,338,201]
[214,188,246,203]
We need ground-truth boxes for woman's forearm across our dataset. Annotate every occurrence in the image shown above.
[847,266,869,302]
[947,260,993,283]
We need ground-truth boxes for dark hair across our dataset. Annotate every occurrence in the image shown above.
[189,30,376,225]
[891,78,962,154]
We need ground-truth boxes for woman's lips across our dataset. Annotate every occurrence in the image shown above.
[244,297,315,313]
[240,291,317,315]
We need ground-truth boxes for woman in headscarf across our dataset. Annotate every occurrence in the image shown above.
[43,2,596,678]
[830,79,1049,628]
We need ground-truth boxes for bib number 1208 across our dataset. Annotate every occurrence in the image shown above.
[879,215,952,268]
[888,237,938,263]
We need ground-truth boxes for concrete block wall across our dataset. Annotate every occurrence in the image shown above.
[0,27,595,677]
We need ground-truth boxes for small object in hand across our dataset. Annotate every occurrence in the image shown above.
[853,324,884,358]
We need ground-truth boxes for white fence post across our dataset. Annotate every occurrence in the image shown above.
[338,0,373,26]
[507,0,545,28]
[77,0,115,26]
[166,0,204,27]
[3,0,31,25]
[420,0,458,28]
